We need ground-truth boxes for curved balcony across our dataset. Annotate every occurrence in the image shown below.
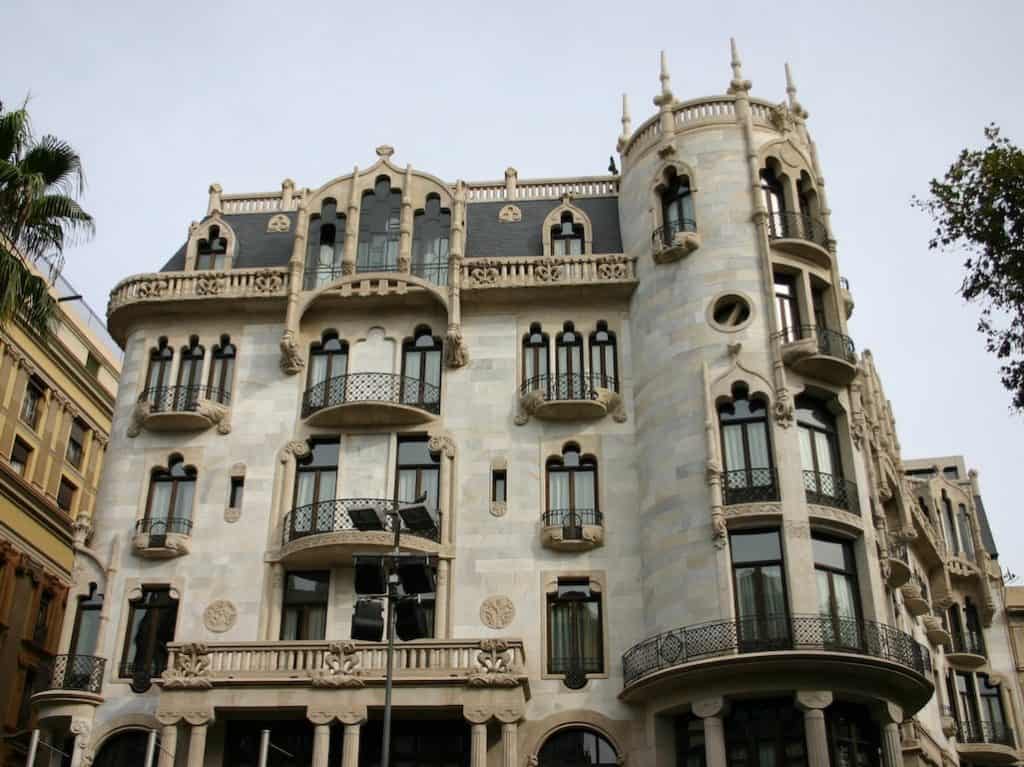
[777,325,858,386]
[652,218,700,264]
[132,517,193,558]
[721,468,781,506]
[901,573,931,616]
[956,721,1020,765]
[923,612,952,648]
[803,471,860,516]
[767,211,831,267]
[32,655,106,720]
[886,541,912,588]
[948,630,987,669]
[132,385,231,434]
[301,373,440,427]
[280,498,441,565]
[540,508,604,551]
[517,373,622,423]
[621,614,933,713]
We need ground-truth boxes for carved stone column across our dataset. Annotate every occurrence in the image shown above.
[68,718,91,767]
[311,723,331,767]
[398,164,413,273]
[501,721,518,767]
[796,691,834,767]
[876,702,904,767]
[187,723,208,767]
[693,697,727,767]
[470,723,487,767]
[342,166,361,276]
[341,722,361,767]
[158,723,178,767]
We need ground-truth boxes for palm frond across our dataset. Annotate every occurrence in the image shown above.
[0,245,55,337]
[0,103,32,162]
[22,136,85,194]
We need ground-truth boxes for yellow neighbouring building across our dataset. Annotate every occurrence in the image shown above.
[0,260,119,767]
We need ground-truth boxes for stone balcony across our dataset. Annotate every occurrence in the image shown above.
[540,508,604,552]
[460,254,637,304]
[515,374,625,425]
[652,219,700,264]
[885,541,912,588]
[132,516,193,558]
[956,721,1020,765]
[32,654,106,722]
[777,325,858,386]
[767,211,832,267]
[301,373,440,428]
[128,385,231,437]
[948,629,987,669]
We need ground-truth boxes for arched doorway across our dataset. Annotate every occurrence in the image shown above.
[92,729,150,767]
[537,726,620,766]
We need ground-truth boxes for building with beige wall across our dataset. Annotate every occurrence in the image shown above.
[0,262,120,767]
[30,42,1024,767]
[1006,587,1024,701]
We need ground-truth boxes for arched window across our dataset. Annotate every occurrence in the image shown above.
[174,336,205,410]
[93,731,151,767]
[144,338,174,409]
[305,199,345,288]
[292,439,340,537]
[144,455,197,538]
[546,443,598,531]
[941,491,960,555]
[208,335,235,404]
[957,503,976,561]
[797,172,825,246]
[556,321,585,399]
[401,326,442,409]
[796,396,846,507]
[412,194,450,285]
[195,226,227,270]
[306,331,348,411]
[357,176,401,272]
[551,212,584,257]
[718,386,776,503]
[537,727,618,767]
[523,322,550,394]
[760,167,787,238]
[659,168,696,241]
[588,320,618,391]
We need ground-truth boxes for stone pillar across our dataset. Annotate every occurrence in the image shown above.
[470,723,487,767]
[796,691,834,767]
[341,722,361,767]
[501,722,518,767]
[68,719,91,767]
[693,698,727,767]
[876,702,904,767]
[187,723,208,767]
[311,723,331,767]
[157,723,178,767]
[342,166,361,276]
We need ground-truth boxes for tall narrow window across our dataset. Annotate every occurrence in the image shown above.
[121,586,179,684]
[660,169,696,239]
[941,492,960,555]
[730,530,789,645]
[412,194,451,285]
[797,397,847,508]
[306,332,348,411]
[229,477,244,509]
[292,440,340,537]
[813,535,861,646]
[396,436,440,511]
[773,274,801,344]
[523,323,550,394]
[144,338,174,409]
[357,176,401,272]
[144,455,197,539]
[401,326,442,409]
[195,226,227,270]
[174,336,205,410]
[956,672,981,731]
[556,321,585,399]
[826,704,880,767]
[66,418,87,469]
[588,321,618,391]
[979,674,1009,739]
[208,335,236,404]
[70,583,104,658]
[491,469,507,504]
[760,167,786,237]
[551,213,584,256]
[10,437,32,476]
[547,579,604,682]
[718,387,776,503]
[305,199,344,288]
[546,443,598,534]
[957,504,976,561]
[57,476,77,513]
[280,571,329,640]
[724,699,807,767]
[33,590,53,645]
[964,599,986,656]
[20,377,45,430]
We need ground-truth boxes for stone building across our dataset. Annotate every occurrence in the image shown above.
[31,43,1024,767]
[0,260,120,767]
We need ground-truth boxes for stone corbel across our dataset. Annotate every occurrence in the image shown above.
[157,707,215,726]
[279,329,305,375]
[514,389,544,426]
[444,324,469,368]
[427,431,456,460]
[280,439,312,464]
[194,398,231,434]
[161,643,213,689]
[652,231,701,264]
[772,387,794,428]
[126,400,151,438]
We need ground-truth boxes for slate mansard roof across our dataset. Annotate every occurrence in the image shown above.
[159,194,623,273]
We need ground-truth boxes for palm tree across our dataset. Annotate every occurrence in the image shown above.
[0,100,94,336]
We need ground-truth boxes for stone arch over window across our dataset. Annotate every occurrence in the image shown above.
[305,330,349,410]
[653,161,698,237]
[208,334,236,404]
[143,453,198,536]
[545,442,599,525]
[588,320,618,391]
[795,390,858,513]
[357,175,402,272]
[92,728,152,767]
[522,322,550,392]
[185,215,237,271]
[143,337,174,405]
[412,193,451,285]
[758,140,818,236]
[716,382,778,504]
[536,724,620,766]
[542,197,593,256]
[305,198,345,288]
[555,321,586,398]
[401,325,443,407]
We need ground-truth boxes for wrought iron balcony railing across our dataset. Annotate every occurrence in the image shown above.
[803,470,860,515]
[721,468,781,505]
[283,498,441,545]
[766,211,829,248]
[622,613,931,687]
[957,720,1016,748]
[541,508,603,540]
[774,324,856,363]
[35,654,106,695]
[139,385,230,412]
[135,517,193,537]
[951,628,986,657]
[302,373,441,419]
[652,218,698,249]
[520,372,617,402]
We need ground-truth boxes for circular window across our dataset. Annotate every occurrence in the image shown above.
[708,293,754,332]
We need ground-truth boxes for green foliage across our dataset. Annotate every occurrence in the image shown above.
[915,125,1024,412]
[0,98,94,337]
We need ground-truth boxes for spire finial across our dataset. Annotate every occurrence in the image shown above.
[785,62,797,107]
[654,50,673,107]
[727,38,752,95]
[620,93,632,139]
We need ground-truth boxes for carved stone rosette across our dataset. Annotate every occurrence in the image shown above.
[479,596,515,629]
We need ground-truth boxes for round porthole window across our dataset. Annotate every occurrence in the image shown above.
[708,293,753,332]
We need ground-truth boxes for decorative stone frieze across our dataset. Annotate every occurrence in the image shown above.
[161,643,212,689]
[309,641,364,688]
[467,640,520,688]
[480,596,516,630]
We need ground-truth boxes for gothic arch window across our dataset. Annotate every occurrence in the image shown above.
[174,335,205,410]
[957,502,977,561]
[796,171,826,245]
[545,443,599,530]
[208,335,236,404]
[144,455,197,539]
[305,199,345,288]
[796,396,851,510]
[659,167,696,240]
[760,164,787,238]
[401,325,442,408]
[556,321,585,399]
[537,727,618,766]
[144,338,174,408]
[523,322,550,393]
[195,225,227,270]
[941,490,960,555]
[357,176,402,272]
[551,212,584,256]
[412,194,450,285]
[718,384,777,503]
[305,331,348,410]
[588,320,618,391]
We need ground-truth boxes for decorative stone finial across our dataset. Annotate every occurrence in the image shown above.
[376,145,395,159]
[727,38,752,95]
[504,167,518,199]
[654,50,673,107]
[207,183,223,215]
[620,93,632,139]
[784,63,807,118]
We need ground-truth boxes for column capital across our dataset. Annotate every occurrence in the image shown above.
[873,701,904,725]
[692,697,727,719]
[795,691,834,712]
[464,705,493,725]
[306,706,367,725]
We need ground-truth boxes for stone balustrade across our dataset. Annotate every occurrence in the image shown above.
[461,254,636,291]
[464,176,619,202]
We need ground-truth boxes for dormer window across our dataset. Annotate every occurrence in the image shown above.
[305,200,345,288]
[196,226,227,270]
[412,194,450,285]
[357,176,401,273]
[551,213,584,257]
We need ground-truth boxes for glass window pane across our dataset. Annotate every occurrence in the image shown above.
[798,429,815,472]
[730,531,781,563]
[723,424,746,472]
[812,538,848,571]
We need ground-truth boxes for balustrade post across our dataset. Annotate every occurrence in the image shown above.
[796,692,833,767]
[693,698,727,767]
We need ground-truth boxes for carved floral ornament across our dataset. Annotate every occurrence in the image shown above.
[479,595,515,629]
[310,641,364,688]
[267,213,291,233]
[467,639,520,688]
[161,643,212,689]
[498,204,522,223]
[203,600,237,633]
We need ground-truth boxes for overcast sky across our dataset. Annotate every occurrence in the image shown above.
[3,0,1022,573]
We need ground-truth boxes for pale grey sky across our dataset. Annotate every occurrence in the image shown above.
[3,0,1022,570]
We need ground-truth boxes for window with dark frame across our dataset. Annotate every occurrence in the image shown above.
[16,668,37,729]
[729,530,789,645]
[396,436,440,511]
[57,476,77,513]
[229,477,245,509]
[401,326,442,408]
[826,704,881,767]
[280,571,329,640]
[85,352,101,378]
[723,698,807,767]
[120,586,179,682]
[718,386,776,504]
[588,321,618,392]
[33,590,52,645]
[773,273,801,344]
[551,212,584,256]
[208,335,236,404]
[292,440,339,537]
[760,167,787,236]
[812,535,862,647]
[555,321,585,399]
[306,332,348,410]
[20,377,45,430]
[357,176,402,272]
[70,583,104,658]
[941,491,960,555]
[174,336,205,410]
[957,503,976,561]
[411,194,451,285]
[195,225,227,270]
[978,674,1010,739]
[491,469,507,504]
[659,169,696,240]
[796,396,844,503]
[537,727,619,766]
[144,338,174,408]
[523,322,550,393]
[66,418,87,469]
[546,443,598,534]
[305,199,345,288]
[547,579,604,681]
[10,437,32,476]
[145,455,197,537]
